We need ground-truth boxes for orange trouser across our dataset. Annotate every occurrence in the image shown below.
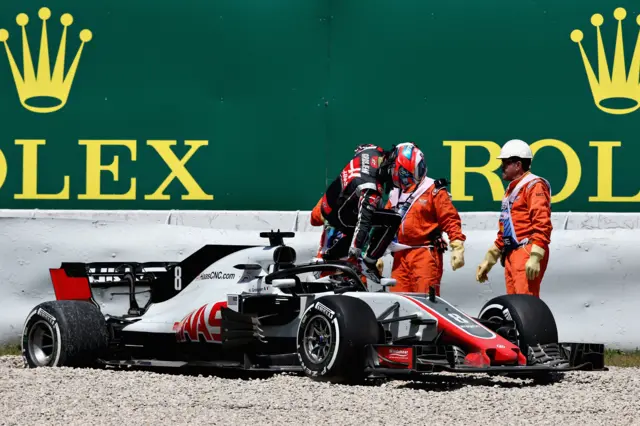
[390,247,443,295]
[503,243,549,297]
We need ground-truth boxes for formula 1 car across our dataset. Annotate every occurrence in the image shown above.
[21,231,606,383]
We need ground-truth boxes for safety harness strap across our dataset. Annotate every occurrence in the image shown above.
[500,173,551,252]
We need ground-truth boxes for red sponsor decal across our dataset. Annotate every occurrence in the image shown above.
[173,301,227,343]
[342,159,361,185]
[370,156,379,168]
[367,193,380,206]
[340,170,349,188]
[376,346,413,369]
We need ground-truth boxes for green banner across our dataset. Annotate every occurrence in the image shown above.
[0,0,638,212]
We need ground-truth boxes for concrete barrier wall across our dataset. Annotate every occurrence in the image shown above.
[0,217,295,345]
[1,213,639,350]
[4,209,640,231]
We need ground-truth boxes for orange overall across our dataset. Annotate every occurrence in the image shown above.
[310,197,324,227]
[496,172,552,297]
[385,178,465,295]
[310,197,328,260]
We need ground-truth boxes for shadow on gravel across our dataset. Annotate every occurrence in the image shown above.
[7,357,567,391]
[96,364,566,391]
[396,372,565,391]
[101,365,298,382]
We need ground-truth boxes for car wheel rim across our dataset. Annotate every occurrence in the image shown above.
[303,315,333,364]
[484,313,520,349]
[28,320,55,366]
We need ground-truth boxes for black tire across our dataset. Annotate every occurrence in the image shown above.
[477,294,558,360]
[296,295,380,384]
[21,300,109,368]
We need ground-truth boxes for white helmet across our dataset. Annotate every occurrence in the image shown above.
[497,139,533,159]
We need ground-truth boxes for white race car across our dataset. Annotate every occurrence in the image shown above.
[21,231,606,383]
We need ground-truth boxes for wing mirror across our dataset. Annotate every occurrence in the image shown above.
[271,278,297,289]
[380,278,396,287]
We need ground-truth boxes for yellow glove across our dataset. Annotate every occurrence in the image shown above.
[525,244,545,280]
[376,258,384,276]
[449,239,465,271]
[476,244,501,283]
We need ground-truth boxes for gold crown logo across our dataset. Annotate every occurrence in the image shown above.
[0,7,92,114]
[571,7,640,115]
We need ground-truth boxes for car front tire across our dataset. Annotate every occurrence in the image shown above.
[296,295,380,384]
[478,294,559,362]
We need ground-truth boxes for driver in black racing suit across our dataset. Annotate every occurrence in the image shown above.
[317,142,425,284]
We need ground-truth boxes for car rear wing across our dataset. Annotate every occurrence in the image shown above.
[48,244,257,311]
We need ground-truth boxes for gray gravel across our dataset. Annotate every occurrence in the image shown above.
[1,355,639,425]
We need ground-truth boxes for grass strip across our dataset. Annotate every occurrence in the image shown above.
[0,344,20,356]
[604,348,640,368]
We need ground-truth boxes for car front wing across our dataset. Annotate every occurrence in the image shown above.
[364,342,607,379]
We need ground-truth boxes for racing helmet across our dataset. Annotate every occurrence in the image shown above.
[389,142,426,191]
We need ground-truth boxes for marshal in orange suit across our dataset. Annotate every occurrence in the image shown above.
[385,176,466,296]
[476,139,553,297]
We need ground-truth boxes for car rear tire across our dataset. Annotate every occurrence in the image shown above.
[478,294,559,360]
[296,295,380,384]
[22,300,109,368]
